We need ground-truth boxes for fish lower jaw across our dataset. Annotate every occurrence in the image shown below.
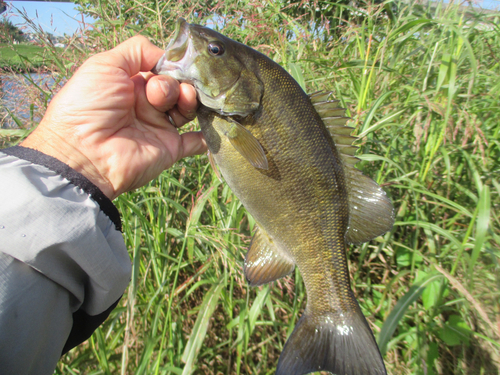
[154,59,187,77]
[154,39,198,77]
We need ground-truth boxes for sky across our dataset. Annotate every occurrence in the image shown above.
[3,1,95,36]
[445,0,500,9]
[2,0,500,37]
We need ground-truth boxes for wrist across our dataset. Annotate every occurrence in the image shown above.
[21,128,116,200]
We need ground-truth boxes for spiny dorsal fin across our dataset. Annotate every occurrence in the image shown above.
[309,91,355,148]
[324,123,354,135]
[340,154,360,166]
[309,91,394,244]
[315,106,346,118]
[337,144,359,156]
[309,91,332,103]
[244,226,295,286]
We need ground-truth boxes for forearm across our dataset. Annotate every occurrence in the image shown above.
[0,146,131,374]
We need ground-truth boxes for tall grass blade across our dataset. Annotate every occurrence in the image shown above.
[379,272,443,355]
[181,280,224,375]
[468,185,490,279]
[288,62,306,91]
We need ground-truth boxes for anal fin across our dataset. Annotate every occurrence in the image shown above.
[244,226,295,286]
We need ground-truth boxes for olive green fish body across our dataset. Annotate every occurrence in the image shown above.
[199,59,353,311]
[155,18,394,375]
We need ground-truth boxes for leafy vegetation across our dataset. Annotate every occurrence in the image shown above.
[2,0,500,374]
[0,18,25,43]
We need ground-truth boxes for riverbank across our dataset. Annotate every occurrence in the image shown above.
[0,43,62,72]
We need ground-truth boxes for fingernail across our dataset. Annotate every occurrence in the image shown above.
[159,79,170,98]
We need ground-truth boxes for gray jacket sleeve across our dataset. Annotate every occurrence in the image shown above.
[0,146,132,375]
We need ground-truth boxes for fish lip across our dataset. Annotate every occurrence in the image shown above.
[152,53,189,76]
[152,18,191,75]
[164,18,189,62]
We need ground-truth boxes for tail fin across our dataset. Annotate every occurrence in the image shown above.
[276,305,386,375]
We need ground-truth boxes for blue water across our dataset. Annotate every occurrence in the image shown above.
[0,73,56,128]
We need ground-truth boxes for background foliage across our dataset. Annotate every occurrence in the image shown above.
[0,18,25,43]
[1,1,499,374]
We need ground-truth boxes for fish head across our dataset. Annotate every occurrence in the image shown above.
[154,18,263,117]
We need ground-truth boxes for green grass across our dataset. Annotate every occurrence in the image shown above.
[3,0,500,374]
[0,43,56,70]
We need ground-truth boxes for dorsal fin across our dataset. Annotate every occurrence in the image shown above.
[343,166,394,244]
[309,90,357,154]
[337,144,359,156]
[309,91,394,244]
[310,94,355,148]
[309,91,332,103]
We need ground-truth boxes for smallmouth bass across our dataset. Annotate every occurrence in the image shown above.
[154,18,394,375]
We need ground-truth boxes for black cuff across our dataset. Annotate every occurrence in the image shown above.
[1,146,122,232]
[61,297,122,355]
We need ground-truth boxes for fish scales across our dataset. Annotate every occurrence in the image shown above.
[154,18,394,375]
[205,58,352,312]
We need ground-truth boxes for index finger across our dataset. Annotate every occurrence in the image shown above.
[89,35,164,77]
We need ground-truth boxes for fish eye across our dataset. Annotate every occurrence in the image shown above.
[208,42,225,56]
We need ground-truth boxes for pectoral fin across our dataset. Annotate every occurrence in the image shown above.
[207,150,223,182]
[244,226,295,286]
[223,119,269,170]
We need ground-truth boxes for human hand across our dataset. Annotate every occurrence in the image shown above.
[21,36,206,200]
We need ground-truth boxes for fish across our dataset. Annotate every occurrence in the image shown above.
[154,18,394,375]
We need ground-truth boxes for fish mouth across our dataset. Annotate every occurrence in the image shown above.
[165,18,189,62]
[152,18,193,77]
[153,18,247,116]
